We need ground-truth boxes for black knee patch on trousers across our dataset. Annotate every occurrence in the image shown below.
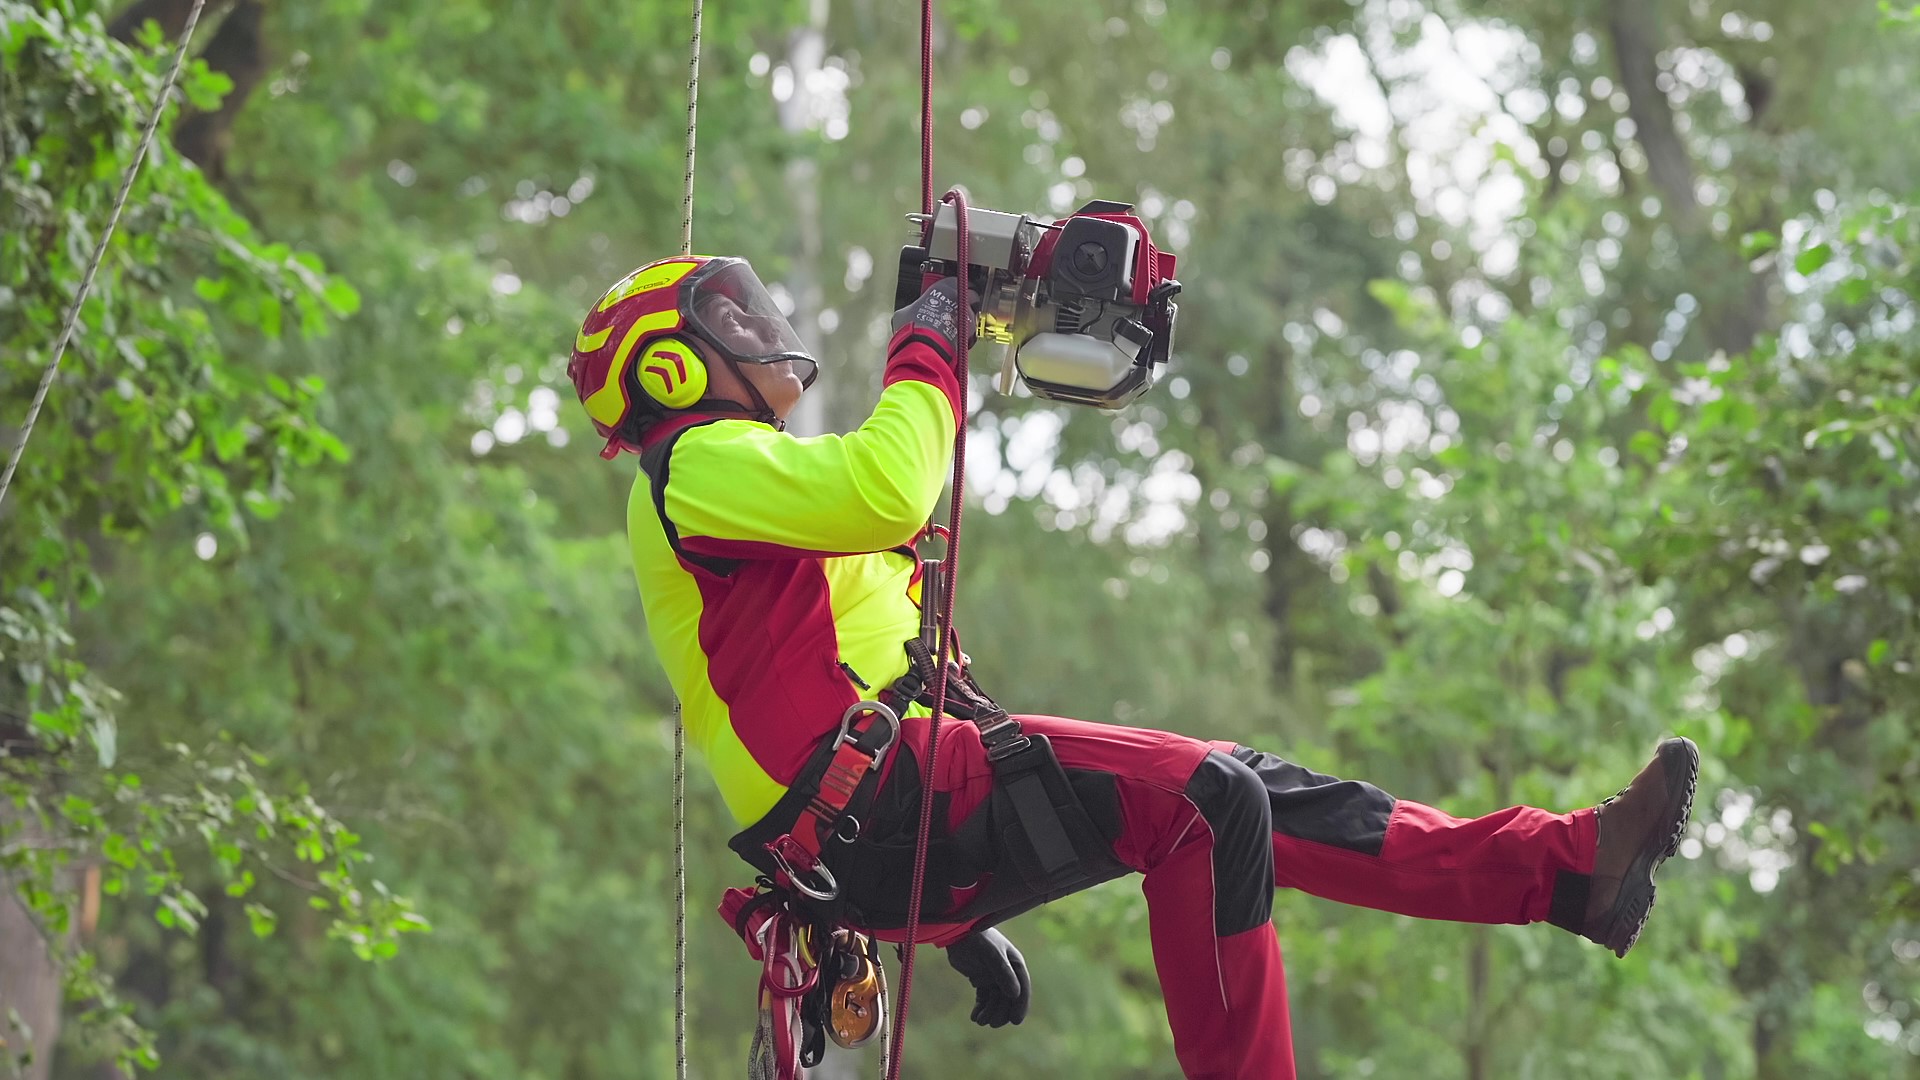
[1230,745,1396,857]
[1186,751,1276,937]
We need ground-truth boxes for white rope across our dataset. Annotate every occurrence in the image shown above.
[675,6,702,1078]
[682,0,703,259]
[673,702,689,1080]
[0,0,210,516]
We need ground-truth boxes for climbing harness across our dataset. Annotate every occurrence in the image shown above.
[714,611,1130,931]
[0,0,211,515]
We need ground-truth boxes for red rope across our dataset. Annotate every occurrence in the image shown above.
[885,176,970,1075]
[886,1,962,1071]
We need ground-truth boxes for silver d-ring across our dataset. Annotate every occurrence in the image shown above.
[834,699,900,768]
[833,815,863,844]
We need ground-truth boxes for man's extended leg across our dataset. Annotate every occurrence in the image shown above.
[1221,739,1699,953]
[910,717,1694,1078]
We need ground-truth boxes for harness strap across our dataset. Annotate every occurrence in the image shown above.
[894,627,1086,882]
[987,737,1082,881]
[900,635,1026,756]
[763,696,902,900]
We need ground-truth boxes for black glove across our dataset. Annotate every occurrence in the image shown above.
[889,276,978,363]
[944,928,1031,1028]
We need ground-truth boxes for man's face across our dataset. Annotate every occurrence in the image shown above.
[741,357,806,421]
[698,293,789,357]
[694,292,809,421]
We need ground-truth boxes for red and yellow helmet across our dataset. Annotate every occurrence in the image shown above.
[569,255,818,458]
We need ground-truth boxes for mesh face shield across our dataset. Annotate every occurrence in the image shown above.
[684,259,819,389]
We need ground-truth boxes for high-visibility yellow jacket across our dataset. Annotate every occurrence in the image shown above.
[627,341,962,823]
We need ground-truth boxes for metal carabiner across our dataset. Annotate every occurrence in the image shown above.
[768,835,840,902]
[833,699,900,769]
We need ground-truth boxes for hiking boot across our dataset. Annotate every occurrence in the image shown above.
[1582,737,1700,957]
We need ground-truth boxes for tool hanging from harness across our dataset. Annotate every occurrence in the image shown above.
[724,886,892,1079]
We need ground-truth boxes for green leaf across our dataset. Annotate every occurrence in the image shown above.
[258,295,283,338]
[184,69,236,111]
[31,707,79,738]
[242,489,283,519]
[1739,230,1778,258]
[1649,392,1681,433]
[1629,430,1664,464]
[61,794,99,827]
[1794,243,1833,275]
[244,902,277,938]
[1868,639,1889,665]
[210,422,247,462]
[1835,277,1874,307]
[1267,456,1307,494]
[102,833,139,869]
[321,278,362,317]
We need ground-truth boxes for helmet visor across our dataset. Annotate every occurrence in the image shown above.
[686,261,818,387]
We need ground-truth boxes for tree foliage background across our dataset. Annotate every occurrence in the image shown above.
[3,0,1918,1077]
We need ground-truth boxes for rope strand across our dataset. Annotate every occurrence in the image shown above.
[887,1,956,1071]
[681,0,703,258]
[676,5,701,1079]
[919,0,935,217]
[0,0,210,517]
[886,188,971,1080]
[673,704,689,1080]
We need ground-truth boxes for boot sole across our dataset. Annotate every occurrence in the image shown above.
[1604,737,1700,957]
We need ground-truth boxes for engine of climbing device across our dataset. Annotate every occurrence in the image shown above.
[894,199,1182,410]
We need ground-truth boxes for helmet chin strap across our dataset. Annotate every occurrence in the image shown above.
[678,364,782,429]
[708,356,784,428]
[735,369,784,429]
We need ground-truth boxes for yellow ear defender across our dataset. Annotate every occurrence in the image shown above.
[636,336,709,409]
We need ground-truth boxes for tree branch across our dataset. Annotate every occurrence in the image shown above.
[1607,0,1770,354]
[171,1,267,180]
[1606,0,1700,233]
[106,0,206,43]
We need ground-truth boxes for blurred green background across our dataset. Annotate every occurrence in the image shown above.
[4,0,1918,1076]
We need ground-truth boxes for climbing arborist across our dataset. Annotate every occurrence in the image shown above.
[567,253,1701,1079]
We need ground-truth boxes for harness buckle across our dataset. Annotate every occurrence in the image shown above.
[767,835,840,901]
[986,735,1032,762]
[833,699,901,769]
[977,713,1030,762]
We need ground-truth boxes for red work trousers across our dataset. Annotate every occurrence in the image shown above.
[866,714,1600,1080]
